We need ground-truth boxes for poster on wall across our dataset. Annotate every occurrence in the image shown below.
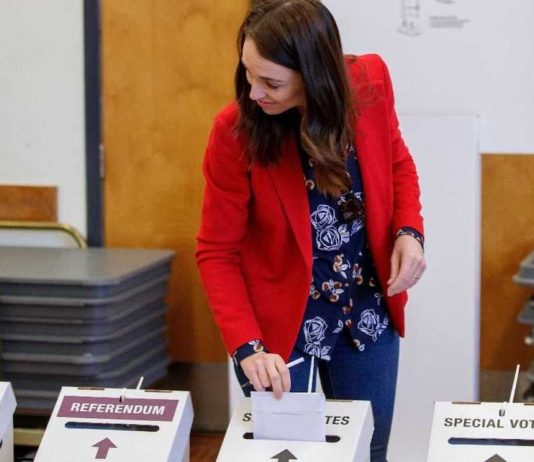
[398,0,470,36]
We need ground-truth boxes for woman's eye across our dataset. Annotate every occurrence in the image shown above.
[266,82,280,89]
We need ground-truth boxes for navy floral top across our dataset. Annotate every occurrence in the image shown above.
[294,144,391,358]
[232,144,423,366]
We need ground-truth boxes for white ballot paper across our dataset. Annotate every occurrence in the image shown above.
[251,391,326,442]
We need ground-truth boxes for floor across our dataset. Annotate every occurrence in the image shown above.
[190,433,225,462]
[14,433,225,462]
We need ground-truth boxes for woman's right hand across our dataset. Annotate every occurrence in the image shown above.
[240,352,291,399]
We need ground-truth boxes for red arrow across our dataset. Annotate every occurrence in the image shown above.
[92,438,117,459]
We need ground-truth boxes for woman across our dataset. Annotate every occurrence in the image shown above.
[196,1,426,460]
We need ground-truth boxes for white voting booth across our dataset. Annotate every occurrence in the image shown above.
[0,383,16,462]
[218,396,374,462]
[35,386,193,462]
[427,402,534,461]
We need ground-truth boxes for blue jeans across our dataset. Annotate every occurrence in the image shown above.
[235,328,399,462]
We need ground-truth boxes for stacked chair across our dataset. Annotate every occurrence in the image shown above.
[0,246,174,411]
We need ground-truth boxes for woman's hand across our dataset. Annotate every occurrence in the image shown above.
[387,234,426,297]
[240,352,291,399]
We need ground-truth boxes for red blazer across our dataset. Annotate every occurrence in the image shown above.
[196,54,424,361]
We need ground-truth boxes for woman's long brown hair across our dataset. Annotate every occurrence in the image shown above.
[235,0,356,197]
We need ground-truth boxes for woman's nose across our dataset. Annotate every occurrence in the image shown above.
[249,81,266,101]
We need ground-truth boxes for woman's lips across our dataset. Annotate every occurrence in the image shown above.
[257,100,274,108]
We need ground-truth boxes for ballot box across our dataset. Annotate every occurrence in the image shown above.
[0,383,16,462]
[427,401,534,461]
[34,386,193,462]
[217,397,373,462]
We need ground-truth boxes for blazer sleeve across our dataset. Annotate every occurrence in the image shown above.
[195,111,264,355]
[379,56,424,236]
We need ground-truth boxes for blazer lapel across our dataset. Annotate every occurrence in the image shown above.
[355,117,374,193]
[267,136,312,271]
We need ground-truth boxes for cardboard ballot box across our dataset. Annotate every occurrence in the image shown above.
[0,382,16,462]
[34,386,193,462]
[217,398,373,462]
[427,401,534,461]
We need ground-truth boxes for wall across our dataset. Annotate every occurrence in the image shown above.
[0,0,86,234]
[323,0,534,154]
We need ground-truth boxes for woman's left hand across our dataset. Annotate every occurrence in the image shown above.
[386,235,426,297]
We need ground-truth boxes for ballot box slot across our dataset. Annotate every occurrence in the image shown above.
[65,421,159,432]
[448,437,534,446]
[242,432,341,443]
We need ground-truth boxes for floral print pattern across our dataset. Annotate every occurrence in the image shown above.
[321,279,344,302]
[309,282,321,300]
[352,263,364,285]
[351,218,364,236]
[311,205,350,251]
[303,316,332,360]
[333,255,351,279]
[358,309,389,341]
[311,205,337,230]
[295,143,392,360]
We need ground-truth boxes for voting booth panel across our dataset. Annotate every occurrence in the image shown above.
[427,402,534,461]
[0,383,16,462]
[217,398,373,462]
[35,387,193,462]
